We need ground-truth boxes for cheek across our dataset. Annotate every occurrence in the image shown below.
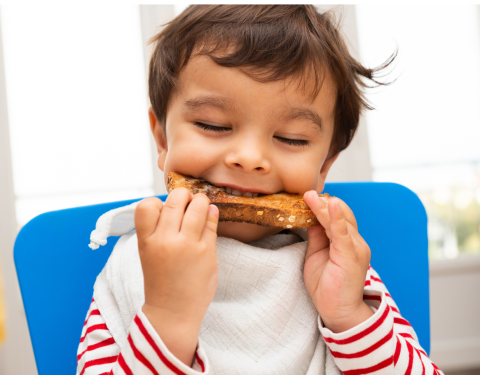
[279,153,323,194]
[166,127,224,168]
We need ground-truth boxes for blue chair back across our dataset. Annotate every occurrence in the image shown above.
[14,182,429,375]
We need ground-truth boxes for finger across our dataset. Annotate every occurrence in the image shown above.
[329,198,355,255]
[201,204,219,244]
[134,197,163,241]
[304,192,358,235]
[338,200,358,231]
[348,226,372,265]
[158,187,193,235]
[181,193,211,240]
[303,190,332,238]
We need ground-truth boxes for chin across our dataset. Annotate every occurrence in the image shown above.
[217,221,283,243]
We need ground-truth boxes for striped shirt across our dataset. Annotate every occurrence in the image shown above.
[77,265,443,375]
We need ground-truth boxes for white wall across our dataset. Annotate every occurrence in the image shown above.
[0,8,37,375]
[429,256,480,371]
[320,5,373,183]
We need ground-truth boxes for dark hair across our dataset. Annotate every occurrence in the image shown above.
[147,5,395,159]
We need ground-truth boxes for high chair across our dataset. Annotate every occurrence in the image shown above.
[14,182,430,375]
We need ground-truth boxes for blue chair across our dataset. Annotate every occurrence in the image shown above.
[14,182,429,375]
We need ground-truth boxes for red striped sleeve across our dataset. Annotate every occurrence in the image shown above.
[77,299,208,375]
[80,324,109,343]
[78,337,116,361]
[322,305,391,345]
[329,328,393,359]
[79,356,118,375]
[117,353,134,375]
[84,310,101,327]
[127,334,159,375]
[134,315,188,375]
[318,265,445,374]
[343,357,393,375]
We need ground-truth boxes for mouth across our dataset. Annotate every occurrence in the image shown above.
[211,182,269,198]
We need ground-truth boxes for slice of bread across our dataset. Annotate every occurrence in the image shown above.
[166,172,330,229]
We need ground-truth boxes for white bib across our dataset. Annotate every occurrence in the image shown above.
[90,202,341,375]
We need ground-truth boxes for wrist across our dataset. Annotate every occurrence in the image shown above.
[320,302,374,334]
[142,303,203,367]
[142,303,203,333]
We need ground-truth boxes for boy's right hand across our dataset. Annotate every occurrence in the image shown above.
[134,188,219,364]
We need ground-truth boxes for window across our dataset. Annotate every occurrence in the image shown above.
[356,5,480,259]
[1,5,154,228]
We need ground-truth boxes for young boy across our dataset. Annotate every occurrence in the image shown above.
[77,5,443,375]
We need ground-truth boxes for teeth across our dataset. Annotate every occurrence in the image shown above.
[222,186,260,197]
[231,189,242,196]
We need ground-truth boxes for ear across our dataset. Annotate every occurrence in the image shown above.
[148,106,168,172]
[316,152,340,193]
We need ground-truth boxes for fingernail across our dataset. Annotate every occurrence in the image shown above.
[208,204,218,216]
[309,190,318,199]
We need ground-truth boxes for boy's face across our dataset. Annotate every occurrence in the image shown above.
[149,53,338,243]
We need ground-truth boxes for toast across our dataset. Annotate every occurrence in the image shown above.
[166,172,330,229]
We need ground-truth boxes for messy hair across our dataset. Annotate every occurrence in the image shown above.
[147,5,395,159]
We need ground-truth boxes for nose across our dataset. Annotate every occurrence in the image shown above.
[224,135,270,173]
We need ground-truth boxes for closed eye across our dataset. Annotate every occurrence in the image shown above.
[194,122,229,132]
[274,137,309,147]
[194,122,309,146]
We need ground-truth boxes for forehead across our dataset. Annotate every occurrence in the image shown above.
[174,53,337,127]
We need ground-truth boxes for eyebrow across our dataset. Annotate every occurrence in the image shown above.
[184,96,238,113]
[281,107,323,134]
[183,95,323,133]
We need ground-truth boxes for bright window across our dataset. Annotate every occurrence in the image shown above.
[1,5,154,227]
[356,5,480,259]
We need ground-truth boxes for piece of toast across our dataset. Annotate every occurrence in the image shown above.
[166,172,330,229]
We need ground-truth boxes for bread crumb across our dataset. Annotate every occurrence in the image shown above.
[286,225,293,228]
[307,219,311,222]
[276,214,280,217]
[278,217,284,221]
[288,215,295,222]
[257,211,264,215]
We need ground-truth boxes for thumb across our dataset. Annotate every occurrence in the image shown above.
[134,197,163,242]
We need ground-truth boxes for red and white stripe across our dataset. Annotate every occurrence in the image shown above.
[76,299,207,375]
[318,266,444,375]
[77,265,444,374]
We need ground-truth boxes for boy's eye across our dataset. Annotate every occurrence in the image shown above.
[194,122,309,147]
[274,136,309,147]
[194,122,229,132]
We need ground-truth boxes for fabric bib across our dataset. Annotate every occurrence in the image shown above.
[90,202,341,375]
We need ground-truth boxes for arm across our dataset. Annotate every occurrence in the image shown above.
[77,298,208,375]
[318,266,444,375]
[302,193,444,374]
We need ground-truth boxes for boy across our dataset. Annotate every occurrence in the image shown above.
[77,5,443,374]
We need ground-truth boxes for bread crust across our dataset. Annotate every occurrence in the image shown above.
[166,172,330,229]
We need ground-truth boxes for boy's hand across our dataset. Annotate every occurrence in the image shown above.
[134,188,219,365]
[302,192,373,333]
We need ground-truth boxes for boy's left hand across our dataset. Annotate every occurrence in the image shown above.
[302,191,374,333]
